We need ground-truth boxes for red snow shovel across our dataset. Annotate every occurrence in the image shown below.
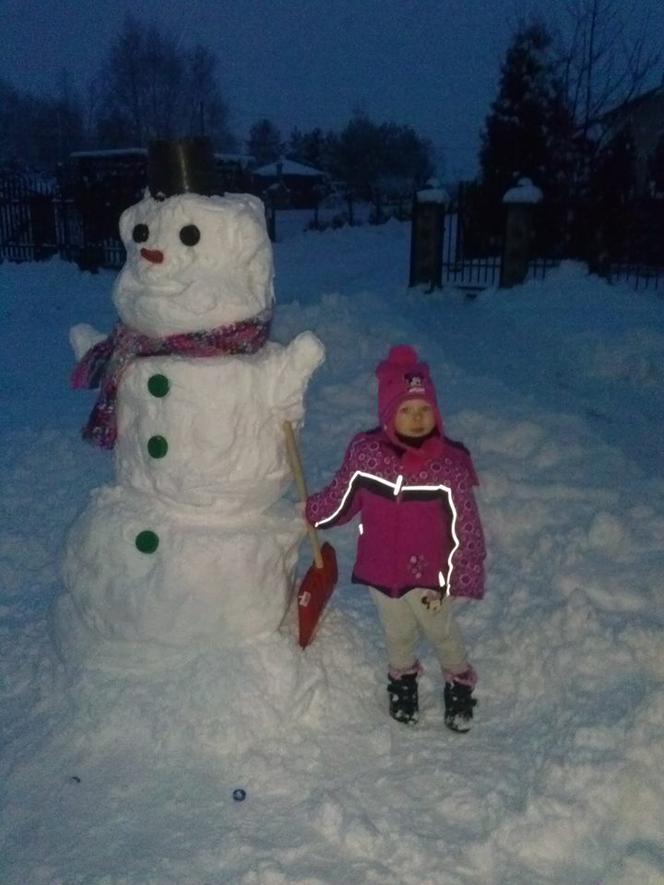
[283,421,338,648]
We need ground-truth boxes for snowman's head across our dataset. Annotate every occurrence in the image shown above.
[112,192,274,337]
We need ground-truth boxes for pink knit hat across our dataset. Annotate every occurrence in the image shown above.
[376,345,444,437]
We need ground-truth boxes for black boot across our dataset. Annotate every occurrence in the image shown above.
[387,673,419,724]
[444,680,476,733]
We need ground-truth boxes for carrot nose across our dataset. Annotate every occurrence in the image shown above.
[140,248,164,264]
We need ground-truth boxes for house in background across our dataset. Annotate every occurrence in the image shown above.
[600,85,664,195]
[252,158,329,208]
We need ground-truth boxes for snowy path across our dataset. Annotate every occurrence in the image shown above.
[1,223,663,883]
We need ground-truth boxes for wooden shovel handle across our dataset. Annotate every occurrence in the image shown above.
[283,421,324,568]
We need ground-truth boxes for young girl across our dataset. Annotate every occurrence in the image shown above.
[306,345,486,732]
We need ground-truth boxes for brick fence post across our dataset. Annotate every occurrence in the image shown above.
[500,177,542,288]
[409,179,449,291]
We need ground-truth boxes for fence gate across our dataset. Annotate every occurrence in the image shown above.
[0,174,58,262]
[441,184,503,290]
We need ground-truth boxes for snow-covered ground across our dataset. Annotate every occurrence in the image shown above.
[1,218,663,884]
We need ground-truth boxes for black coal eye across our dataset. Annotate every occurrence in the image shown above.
[179,224,200,246]
[132,223,149,243]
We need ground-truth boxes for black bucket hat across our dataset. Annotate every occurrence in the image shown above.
[147,137,219,199]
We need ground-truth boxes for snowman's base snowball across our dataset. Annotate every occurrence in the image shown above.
[56,485,303,658]
[52,593,205,672]
[51,600,336,751]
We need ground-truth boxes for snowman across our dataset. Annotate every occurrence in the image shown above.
[54,139,324,663]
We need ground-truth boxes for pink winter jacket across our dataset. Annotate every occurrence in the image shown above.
[306,428,486,599]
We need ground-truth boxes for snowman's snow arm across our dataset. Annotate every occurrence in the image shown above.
[70,323,106,362]
[269,332,325,422]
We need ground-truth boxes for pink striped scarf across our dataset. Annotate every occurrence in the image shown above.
[71,310,271,449]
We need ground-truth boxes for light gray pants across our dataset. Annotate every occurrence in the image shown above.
[369,588,469,676]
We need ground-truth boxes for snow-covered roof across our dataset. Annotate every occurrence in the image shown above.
[503,177,543,204]
[70,149,147,158]
[69,150,254,168]
[253,159,326,178]
[216,153,255,168]
[417,187,449,204]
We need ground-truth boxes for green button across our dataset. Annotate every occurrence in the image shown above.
[147,374,169,397]
[135,530,159,554]
[147,435,168,458]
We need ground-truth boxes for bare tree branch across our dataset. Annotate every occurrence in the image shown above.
[95,15,235,149]
[558,0,662,139]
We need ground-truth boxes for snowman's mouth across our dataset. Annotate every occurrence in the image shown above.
[123,276,218,316]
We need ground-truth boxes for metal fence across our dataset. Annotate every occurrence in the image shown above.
[440,183,661,292]
[439,184,499,289]
[441,207,503,290]
[440,196,560,290]
[1,171,661,290]
[0,174,59,262]
[53,195,126,269]
[610,263,662,291]
[0,172,127,270]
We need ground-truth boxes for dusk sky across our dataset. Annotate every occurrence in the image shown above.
[2,0,663,178]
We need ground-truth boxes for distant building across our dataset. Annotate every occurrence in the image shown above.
[600,85,664,195]
[252,158,329,208]
[67,148,256,207]
[63,148,258,249]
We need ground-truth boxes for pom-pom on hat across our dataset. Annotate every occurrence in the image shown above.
[376,345,443,436]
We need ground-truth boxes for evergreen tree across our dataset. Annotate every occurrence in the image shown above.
[378,122,434,190]
[331,114,433,201]
[478,20,575,244]
[287,127,335,171]
[331,114,384,202]
[247,119,283,167]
